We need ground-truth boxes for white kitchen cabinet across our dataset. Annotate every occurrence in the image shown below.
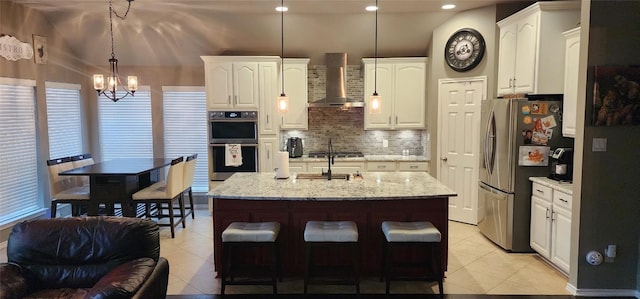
[280,59,309,130]
[306,161,365,174]
[362,58,427,130]
[397,161,429,172]
[258,60,279,135]
[289,161,306,173]
[530,191,552,257]
[562,27,580,138]
[259,137,279,173]
[496,2,580,96]
[529,179,573,274]
[366,161,397,172]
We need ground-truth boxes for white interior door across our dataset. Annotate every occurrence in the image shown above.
[438,77,485,225]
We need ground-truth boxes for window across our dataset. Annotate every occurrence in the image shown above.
[162,86,208,192]
[0,78,43,226]
[98,87,153,160]
[45,82,83,159]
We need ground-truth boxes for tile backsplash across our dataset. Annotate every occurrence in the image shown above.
[281,107,428,156]
[281,64,428,156]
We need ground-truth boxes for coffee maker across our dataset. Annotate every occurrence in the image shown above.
[549,148,573,182]
[287,137,303,158]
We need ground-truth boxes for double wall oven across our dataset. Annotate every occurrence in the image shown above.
[209,111,258,181]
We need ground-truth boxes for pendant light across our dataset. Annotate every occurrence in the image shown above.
[369,0,382,114]
[93,0,137,103]
[277,0,289,113]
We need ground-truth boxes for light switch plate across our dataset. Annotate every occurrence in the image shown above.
[592,138,607,152]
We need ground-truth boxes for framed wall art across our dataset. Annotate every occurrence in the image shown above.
[32,34,48,64]
[592,66,640,126]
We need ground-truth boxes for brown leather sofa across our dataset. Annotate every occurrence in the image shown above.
[0,217,169,299]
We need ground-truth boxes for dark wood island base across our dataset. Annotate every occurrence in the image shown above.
[213,197,449,276]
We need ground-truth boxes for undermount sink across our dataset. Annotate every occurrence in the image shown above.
[295,173,351,180]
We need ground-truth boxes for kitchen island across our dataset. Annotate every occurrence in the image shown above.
[209,172,457,275]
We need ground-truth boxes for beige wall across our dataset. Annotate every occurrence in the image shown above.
[426,5,498,175]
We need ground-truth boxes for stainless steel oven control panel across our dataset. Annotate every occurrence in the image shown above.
[208,111,258,121]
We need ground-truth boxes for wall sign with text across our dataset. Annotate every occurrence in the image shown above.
[0,34,34,62]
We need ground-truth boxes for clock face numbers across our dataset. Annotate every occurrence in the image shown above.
[445,28,485,72]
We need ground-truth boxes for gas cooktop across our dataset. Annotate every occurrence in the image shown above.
[307,151,364,158]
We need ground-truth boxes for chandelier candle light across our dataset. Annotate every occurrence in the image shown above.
[369,0,382,114]
[93,0,137,102]
[277,0,289,113]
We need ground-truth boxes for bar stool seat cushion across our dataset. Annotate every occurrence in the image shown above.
[53,185,90,200]
[382,221,441,242]
[304,221,358,242]
[222,222,280,242]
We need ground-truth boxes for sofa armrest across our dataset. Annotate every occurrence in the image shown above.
[0,263,29,299]
[131,257,169,299]
[84,258,156,299]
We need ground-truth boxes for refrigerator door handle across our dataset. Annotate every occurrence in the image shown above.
[488,111,497,175]
[482,111,492,177]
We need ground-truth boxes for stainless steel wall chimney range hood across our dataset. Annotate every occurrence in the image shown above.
[308,53,365,108]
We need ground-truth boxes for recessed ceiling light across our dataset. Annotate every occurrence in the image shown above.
[366,5,378,11]
[442,4,456,10]
[276,6,288,12]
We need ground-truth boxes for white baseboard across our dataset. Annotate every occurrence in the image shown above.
[567,283,638,298]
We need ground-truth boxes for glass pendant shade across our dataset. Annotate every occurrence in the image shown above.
[278,94,290,113]
[369,93,382,114]
[127,76,138,91]
[93,74,105,90]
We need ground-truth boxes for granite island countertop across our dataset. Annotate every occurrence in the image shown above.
[290,155,429,163]
[209,172,456,201]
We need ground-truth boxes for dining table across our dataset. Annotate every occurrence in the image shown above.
[59,158,173,217]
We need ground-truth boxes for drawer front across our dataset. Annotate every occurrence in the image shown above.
[553,190,572,210]
[367,161,397,172]
[532,182,552,202]
[397,161,429,172]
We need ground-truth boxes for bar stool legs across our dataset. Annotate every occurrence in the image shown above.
[303,221,360,297]
[381,221,444,298]
[220,222,281,296]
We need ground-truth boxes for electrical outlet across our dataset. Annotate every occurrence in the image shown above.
[382,140,388,148]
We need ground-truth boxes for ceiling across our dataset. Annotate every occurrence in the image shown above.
[12,0,531,66]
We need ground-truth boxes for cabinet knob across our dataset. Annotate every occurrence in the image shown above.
[441,157,448,162]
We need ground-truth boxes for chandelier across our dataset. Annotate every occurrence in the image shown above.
[93,0,137,102]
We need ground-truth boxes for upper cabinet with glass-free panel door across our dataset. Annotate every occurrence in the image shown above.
[280,58,310,130]
[363,57,427,130]
[202,56,260,110]
[496,2,580,96]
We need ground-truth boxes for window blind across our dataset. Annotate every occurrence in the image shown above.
[98,87,153,160]
[0,78,42,226]
[162,86,209,192]
[45,82,83,159]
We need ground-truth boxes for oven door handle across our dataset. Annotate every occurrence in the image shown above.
[211,144,258,147]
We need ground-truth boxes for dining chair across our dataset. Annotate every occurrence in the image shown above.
[182,154,198,219]
[47,157,90,218]
[132,157,187,238]
[70,153,94,187]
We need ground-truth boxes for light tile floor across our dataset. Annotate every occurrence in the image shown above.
[0,208,571,296]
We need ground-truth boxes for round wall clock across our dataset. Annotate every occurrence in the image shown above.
[445,28,486,72]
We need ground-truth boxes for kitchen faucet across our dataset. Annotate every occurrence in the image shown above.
[324,138,335,180]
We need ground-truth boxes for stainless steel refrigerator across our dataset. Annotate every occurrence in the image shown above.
[478,97,573,252]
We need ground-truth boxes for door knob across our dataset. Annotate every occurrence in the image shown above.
[441,157,448,162]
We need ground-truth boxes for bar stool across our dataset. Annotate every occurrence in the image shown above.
[303,221,359,296]
[220,222,281,295]
[381,221,444,298]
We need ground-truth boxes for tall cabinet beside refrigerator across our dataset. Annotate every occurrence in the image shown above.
[478,97,573,252]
